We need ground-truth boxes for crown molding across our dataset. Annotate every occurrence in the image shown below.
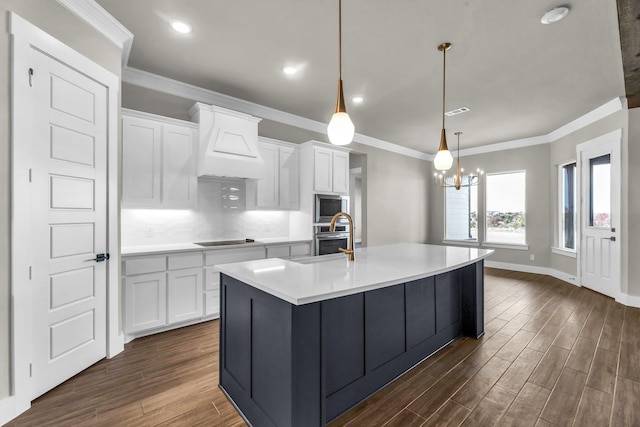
[122,67,431,161]
[459,97,624,157]
[56,0,133,66]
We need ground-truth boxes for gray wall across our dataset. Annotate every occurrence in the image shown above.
[0,1,121,401]
[429,144,552,267]
[628,108,640,297]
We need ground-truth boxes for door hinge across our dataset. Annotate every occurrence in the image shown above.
[28,169,32,182]
[29,363,33,377]
[28,68,34,87]
[28,266,32,280]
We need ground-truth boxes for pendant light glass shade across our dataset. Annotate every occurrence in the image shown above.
[328,0,354,145]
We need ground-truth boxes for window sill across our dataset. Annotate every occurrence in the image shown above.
[482,242,529,251]
[443,239,480,247]
[551,247,577,258]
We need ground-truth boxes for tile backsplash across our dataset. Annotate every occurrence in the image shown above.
[121,179,290,246]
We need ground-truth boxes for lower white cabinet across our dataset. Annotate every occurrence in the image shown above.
[124,272,167,334]
[167,268,203,324]
[204,266,221,317]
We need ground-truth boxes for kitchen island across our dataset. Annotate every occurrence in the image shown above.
[216,243,493,427]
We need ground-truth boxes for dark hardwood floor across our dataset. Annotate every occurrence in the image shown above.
[5,268,640,426]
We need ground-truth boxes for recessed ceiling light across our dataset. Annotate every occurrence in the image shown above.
[282,66,297,75]
[352,96,364,104]
[171,20,192,34]
[541,6,569,24]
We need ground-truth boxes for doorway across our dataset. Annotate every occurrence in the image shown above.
[10,12,121,416]
[577,129,621,299]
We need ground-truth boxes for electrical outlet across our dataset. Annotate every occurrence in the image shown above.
[146,226,153,237]
[530,254,535,261]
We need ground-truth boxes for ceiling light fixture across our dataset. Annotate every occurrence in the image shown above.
[541,6,569,24]
[445,106,470,117]
[282,66,297,75]
[352,96,364,104]
[433,42,454,170]
[327,0,355,146]
[434,132,483,190]
[171,20,192,34]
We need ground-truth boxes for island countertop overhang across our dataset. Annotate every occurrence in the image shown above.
[215,243,494,305]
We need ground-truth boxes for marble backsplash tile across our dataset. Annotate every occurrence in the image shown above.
[121,179,290,246]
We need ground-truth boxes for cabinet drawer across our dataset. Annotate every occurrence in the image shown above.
[204,247,265,266]
[205,291,220,317]
[123,256,166,275]
[266,245,290,259]
[168,252,203,270]
[290,242,311,257]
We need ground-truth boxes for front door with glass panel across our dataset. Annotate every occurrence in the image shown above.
[578,131,621,298]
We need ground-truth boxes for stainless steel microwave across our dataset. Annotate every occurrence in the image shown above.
[315,194,349,224]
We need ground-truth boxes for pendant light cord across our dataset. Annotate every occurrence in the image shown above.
[442,46,446,129]
[338,0,342,80]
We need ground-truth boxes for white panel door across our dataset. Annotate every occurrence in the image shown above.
[332,151,349,195]
[30,49,108,399]
[256,142,279,208]
[121,115,162,207]
[279,146,299,209]
[162,124,197,208]
[313,147,333,193]
[579,132,621,298]
[167,268,203,324]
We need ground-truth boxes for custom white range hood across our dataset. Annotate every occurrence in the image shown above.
[189,103,264,179]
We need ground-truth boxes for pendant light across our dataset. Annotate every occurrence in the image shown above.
[434,131,483,189]
[327,0,354,146]
[433,42,454,170]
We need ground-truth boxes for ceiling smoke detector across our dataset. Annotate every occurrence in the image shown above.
[445,106,470,117]
[541,6,570,24]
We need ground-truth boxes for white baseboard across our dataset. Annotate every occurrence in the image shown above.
[0,395,30,426]
[485,261,640,308]
[484,261,579,287]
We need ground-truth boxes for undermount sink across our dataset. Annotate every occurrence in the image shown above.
[291,253,346,264]
[195,238,257,247]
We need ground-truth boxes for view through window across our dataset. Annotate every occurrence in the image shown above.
[589,154,611,228]
[561,162,576,250]
[485,171,526,245]
[445,177,478,241]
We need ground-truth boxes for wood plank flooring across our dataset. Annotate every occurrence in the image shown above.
[6,268,640,426]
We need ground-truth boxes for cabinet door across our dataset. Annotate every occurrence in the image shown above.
[279,146,299,209]
[167,267,203,324]
[122,116,162,207]
[313,146,333,193]
[256,142,279,208]
[162,124,197,209]
[332,150,349,195]
[124,272,167,333]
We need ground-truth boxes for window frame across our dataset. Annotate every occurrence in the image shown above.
[443,176,479,243]
[483,170,527,248]
[555,161,577,256]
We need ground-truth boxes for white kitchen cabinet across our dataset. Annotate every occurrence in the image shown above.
[247,138,299,210]
[167,267,203,324]
[311,144,350,195]
[204,266,220,317]
[124,272,167,333]
[265,242,312,259]
[122,109,197,209]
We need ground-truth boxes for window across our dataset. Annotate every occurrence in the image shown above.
[485,171,526,245]
[560,162,576,250]
[445,178,478,241]
[589,154,611,228]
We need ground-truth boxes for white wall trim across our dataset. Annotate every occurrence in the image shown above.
[122,107,198,129]
[123,67,432,161]
[459,97,624,157]
[551,247,577,258]
[485,261,579,286]
[56,0,134,66]
[9,12,124,423]
[0,396,19,426]
[616,292,640,308]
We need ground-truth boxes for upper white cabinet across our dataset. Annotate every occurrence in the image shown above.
[305,143,350,195]
[247,137,300,210]
[122,109,197,209]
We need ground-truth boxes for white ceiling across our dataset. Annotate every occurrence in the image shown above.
[97,0,626,153]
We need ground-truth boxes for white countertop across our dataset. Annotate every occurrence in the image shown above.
[216,243,494,305]
[121,238,312,256]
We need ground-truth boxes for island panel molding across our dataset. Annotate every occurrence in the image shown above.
[217,243,489,426]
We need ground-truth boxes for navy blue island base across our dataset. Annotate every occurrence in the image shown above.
[219,260,484,426]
